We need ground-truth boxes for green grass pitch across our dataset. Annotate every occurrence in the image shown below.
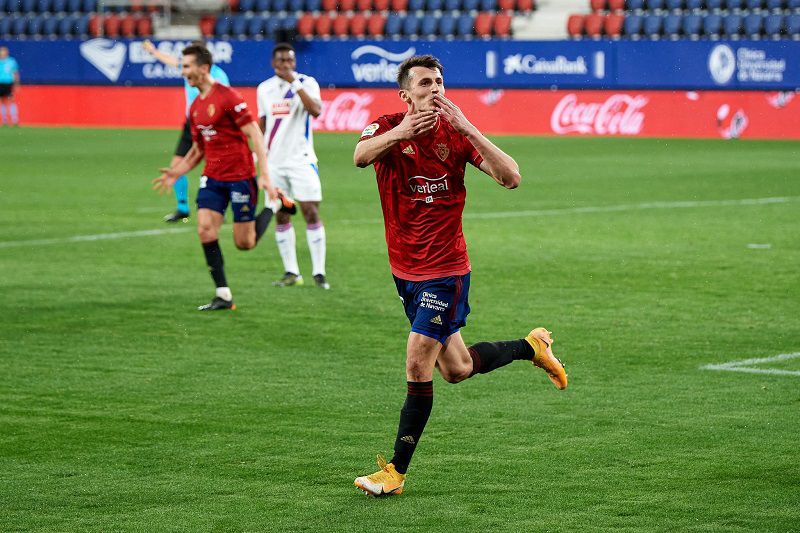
[1,127,799,531]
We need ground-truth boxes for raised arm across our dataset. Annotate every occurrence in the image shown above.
[433,94,521,189]
[143,40,180,68]
[290,77,322,118]
[353,102,437,168]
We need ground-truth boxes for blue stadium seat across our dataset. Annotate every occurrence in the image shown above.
[247,15,263,35]
[281,14,297,29]
[427,0,443,10]
[271,0,288,11]
[478,0,496,10]
[663,13,682,35]
[623,13,643,36]
[765,0,783,10]
[36,0,50,13]
[665,0,683,10]
[787,13,800,35]
[744,12,763,34]
[420,13,437,34]
[51,0,66,11]
[643,14,663,37]
[42,14,58,34]
[7,0,21,12]
[683,13,702,35]
[81,0,95,12]
[385,12,403,34]
[706,0,722,9]
[460,0,477,9]
[455,12,473,35]
[238,0,255,11]
[0,0,6,12]
[790,0,800,10]
[746,0,763,9]
[264,15,281,36]
[627,0,645,9]
[444,0,460,10]
[59,14,76,35]
[724,0,744,10]
[255,0,270,11]
[21,0,36,13]
[685,0,703,10]
[74,12,87,33]
[66,0,79,12]
[27,15,43,34]
[723,13,742,35]
[648,0,666,10]
[214,15,231,36]
[439,12,455,34]
[306,0,320,11]
[703,13,722,35]
[288,0,304,11]
[230,14,248,37]
[11,16,28,35]
[407,0,424,9]
[402,13,420,34]
[763,13,783,35]
[0,17,11,35]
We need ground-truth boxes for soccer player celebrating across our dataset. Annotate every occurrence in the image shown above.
[256,43,330,290]
[352,55,568,496]
[153,44,292,311]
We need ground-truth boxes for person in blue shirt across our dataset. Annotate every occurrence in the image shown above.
[0,46,20,127]
[143,40,230,222]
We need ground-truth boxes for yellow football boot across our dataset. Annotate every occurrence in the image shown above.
[525,327,568,390]
[354,455,406,497]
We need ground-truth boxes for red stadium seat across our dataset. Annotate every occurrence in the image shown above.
[391,0,407,10]
[604,12,624,36]
[350,11,367,35]
[339,0,356,9]
[228,0,238,11]
[356,0,371,10]
[298,12,315,36]
[199,15,215,37]
[366,12,385,35]
[88,14,101,36]
[497,0,514,11]
[516,0,534,11]
[103,14,121,37]
[136,15,152,36]
[474,12,493,36]
[566,13,585,36]
[315,13,332,36]
[590,0,606,11]
[129,0,143,12]
[321,0,336,10]
[332,13,349,36]
[608,0,624,11]
[493,11,511,35]
[584,12,605,37]
[373,0,389,10]
[120,14,136,36]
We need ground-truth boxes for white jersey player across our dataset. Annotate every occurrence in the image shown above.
[257,43,329,290]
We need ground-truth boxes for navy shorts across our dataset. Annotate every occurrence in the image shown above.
[393,273,471,345]
[196,176,258,223]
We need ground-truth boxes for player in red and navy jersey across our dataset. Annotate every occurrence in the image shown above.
[153,44,294,311]
[352,55,569,497]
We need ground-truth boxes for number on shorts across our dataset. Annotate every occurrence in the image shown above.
[199,176,208,189]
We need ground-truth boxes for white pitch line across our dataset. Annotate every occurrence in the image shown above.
[701,352,800,377]
[0,228,192,249]
[0,195,797,249]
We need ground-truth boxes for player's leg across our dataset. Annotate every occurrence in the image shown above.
[230,178,259,251]
[164,121,193,222]
[271,168,302,287]
[196,177,235,311]
[0,94,8,125]
[7,92,17,126]
[295,164,328,289]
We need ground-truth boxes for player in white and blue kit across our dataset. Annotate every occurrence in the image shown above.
[257,43,329,289]
[143,40,229,222]
[0,46,20,126]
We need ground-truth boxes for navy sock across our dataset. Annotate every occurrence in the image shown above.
[202,240,227,288]
[390,381,433,475]
[255,207,273,242]
[468,339,534,377]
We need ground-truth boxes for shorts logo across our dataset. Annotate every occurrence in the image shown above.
[420,292,448,312]
[435,143,450,161]
[231,191,250,204]
[361,123,379,137]
[430,315,443,325]
[208,104,216,117]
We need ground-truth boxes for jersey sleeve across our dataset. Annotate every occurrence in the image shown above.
[225,88,256,129]
[300,76,321,102]
[358,116,391,143]
[463,135,483,168]
[256,82,268,119]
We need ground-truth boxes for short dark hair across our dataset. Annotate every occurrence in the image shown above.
[182,44,213,67]
[272,43,295,58]
[397,55,444,89]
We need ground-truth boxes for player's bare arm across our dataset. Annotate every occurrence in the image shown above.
[152,142,204,193]
[240,121,277,200]
[433,94,521,189]
[143,40,180,68]
[283,72,321,118]
[354,102,437,167]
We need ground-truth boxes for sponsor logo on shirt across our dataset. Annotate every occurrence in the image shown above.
[271,101,292,117]
[402,145,415,155]
[408,174,450,204]
[198,124,218,141]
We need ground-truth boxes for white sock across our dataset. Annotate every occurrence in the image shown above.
[306,222,326,276]
[216,286,233,301]
[275,223,300,276]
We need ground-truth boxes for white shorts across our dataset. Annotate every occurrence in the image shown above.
[268,163,322,203]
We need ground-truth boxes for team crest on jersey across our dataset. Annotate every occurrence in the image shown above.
[435,143,449,161]
[207,104,216,117]
[361,123,379,137]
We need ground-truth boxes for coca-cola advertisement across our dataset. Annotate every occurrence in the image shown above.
[15,86,800,140]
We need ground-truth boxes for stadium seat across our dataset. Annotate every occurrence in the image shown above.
[685,0,702,9]
[590,0,606,11]
[407,0,424,10]
[665,0,682,11]
[21,0,36,14]
[663,13,681,36]
[342,0,357,9]
[391,0,408,10]
[355,0,371,9]
[648,0,665,11]
[199,15,215,36]
[36,0,50,13]
[439,12,455,35]
[238,0,254,10]
[787,13,800,36]
[584,12,605,37]
[65,0,79,12]
[82,0,95,12]
[350,11,366,35]
[136,14,151,35]
[332,13,349,36]
[567,13,585,37]
[455,12,473,35]
[683,12,702,36]
[478,0,496,9]
[297,12,314,36]
[254,0,270,11]
[287,0,303,10]
[385,12,402,34]
[27,15,43,35]
[6,0,21,12]
[789,0,800,10]
[373,0,389,9]
[745,0,763,9]
[315,12,332,36]
[623,13,643,36]
[765,0,784,10]
[51,0,66,12]
[402,12,420,35]
[11,16,27,35]
[320,0,334,9]
[0,17,11,36]
[366,12,385,35]
[462,0,478,10]
[607,0,624,10]
[764,13,783,36]
[74,12,87,33]
[264,15,281,36]
[517,0,535,11]
[474,11,492,35]
[246,15,263,36]
[103,13,120,37]
[642,13,662,37]
[427,0,442,10]
[493,10,511,35]
[706,0,722,9]
[305,0,320,9]
[119,13,136,36]
[626,0,645,10]
[724,0,744,10]
[444,0,461,11]
[42,15,58,34]
[703,12,722,36]
[723,13,742,36]
[87,13,99,34]
[419,13,437,35]
[744,11,763,35]
[604,11,624,36]
[281,12,298,36]
[229,14,247,37]
[271,0,287,11]
[214,15,231,36]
